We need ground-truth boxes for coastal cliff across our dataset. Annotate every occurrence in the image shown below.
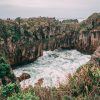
[0,13,100,66]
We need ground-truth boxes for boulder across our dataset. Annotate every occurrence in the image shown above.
[17,73,31,82]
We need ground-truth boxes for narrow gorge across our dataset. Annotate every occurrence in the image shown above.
[0,13,100,100]
[0,13,99,67]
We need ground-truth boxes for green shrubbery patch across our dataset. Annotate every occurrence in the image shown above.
[1,83,19,97]
[7,88,39,100]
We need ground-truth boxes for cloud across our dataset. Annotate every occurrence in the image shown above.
[0,0,99,18]
[0,0,98,8]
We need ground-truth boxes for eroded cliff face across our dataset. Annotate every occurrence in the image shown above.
[7,39,43,66]
[43,13,100,54]
[0,13,99,66]
[0,17,80,66]
[76,30,100,54]
[43,31,78,50]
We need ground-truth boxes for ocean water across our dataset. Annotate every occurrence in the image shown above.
[13,49,91,88]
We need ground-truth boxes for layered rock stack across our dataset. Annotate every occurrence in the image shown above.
[0,13,99,67]
[76,30,100,54]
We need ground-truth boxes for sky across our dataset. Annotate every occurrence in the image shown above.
[0,0,100,19]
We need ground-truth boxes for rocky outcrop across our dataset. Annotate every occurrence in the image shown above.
[75,13,100,53]
[43,29,100,54]
[0,13,99,67]
[0,17,79,66]
[76,30,100,54]
[17,73,31,82]
[43,31,78,50]
[7,40,43,66]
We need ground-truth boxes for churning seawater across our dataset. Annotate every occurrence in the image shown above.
[13,49,91,88]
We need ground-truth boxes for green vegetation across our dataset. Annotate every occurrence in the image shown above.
[65,63,100,99]
[1,61,99,100]
[0,58,10,79]
[6,63,99,100]
[61,63,99,100]
[0,57,20,99]
[0,83,39,100]
[80,13,100,31]
[1,83,19,97]
[32,63,100,100]
[7,87,39,100]
[0,13,99,100]
[0,57,16,85]
[0,56,39,100]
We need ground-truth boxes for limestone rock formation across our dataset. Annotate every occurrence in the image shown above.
[0,13,99,66]
[77,30,100,53]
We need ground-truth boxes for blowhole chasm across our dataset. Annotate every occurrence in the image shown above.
[13,49,91,88]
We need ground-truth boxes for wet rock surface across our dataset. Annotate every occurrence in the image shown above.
[17,73,31,82]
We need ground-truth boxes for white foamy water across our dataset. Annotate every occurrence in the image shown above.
[13,49,91,88]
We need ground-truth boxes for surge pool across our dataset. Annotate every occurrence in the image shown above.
[13,49,91,88]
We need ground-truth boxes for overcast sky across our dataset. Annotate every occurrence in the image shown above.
[0,0,100,19]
